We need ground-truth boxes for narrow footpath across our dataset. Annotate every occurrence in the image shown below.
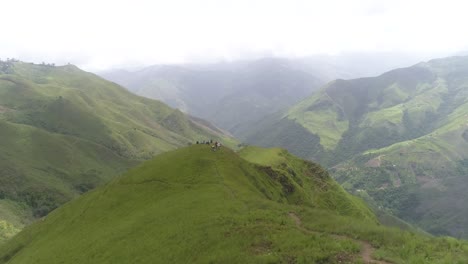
[288,213,391,264]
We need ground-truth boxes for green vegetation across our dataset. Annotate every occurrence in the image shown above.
[244,56,468,237]
[287,89,349,149]
[1,146,468,263]
[0,61,230,241]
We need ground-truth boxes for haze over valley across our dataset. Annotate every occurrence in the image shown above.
[1,0,468,263]
[100,53,436,136]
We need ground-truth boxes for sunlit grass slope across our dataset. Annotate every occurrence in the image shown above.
[0,61,230,241]
[1,146,468,263]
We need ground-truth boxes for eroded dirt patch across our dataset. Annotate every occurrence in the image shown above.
[365,155,385,168]
[0,105,12,113]
[288,212,391,264]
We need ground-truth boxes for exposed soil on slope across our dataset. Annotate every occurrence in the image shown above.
[288,212,391,264]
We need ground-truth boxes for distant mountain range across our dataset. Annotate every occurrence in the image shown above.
[2,145,468,263]
[243,56,468,237]
[0,60,229,241]
[101,53,432,136]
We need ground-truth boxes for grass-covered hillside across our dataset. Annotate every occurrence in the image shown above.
[0,60,231,242]
[243,56,468,238]
[2,145,468,263]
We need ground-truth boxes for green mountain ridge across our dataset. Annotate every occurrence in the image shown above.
[0,60,231,241]
[242,56,468,237]
[2,145,468,263]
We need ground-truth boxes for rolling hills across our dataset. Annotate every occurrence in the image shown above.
[242,56,468,238]
[1,145,468,263]
[0,60,230,241]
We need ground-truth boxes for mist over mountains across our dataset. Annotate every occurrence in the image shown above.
[5,0,468,262]
[101,52,434,136]
[98,52,468,237]
[99,53,468,239]
[2,51,468,263]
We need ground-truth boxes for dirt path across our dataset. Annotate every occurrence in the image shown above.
[288,213,391,264]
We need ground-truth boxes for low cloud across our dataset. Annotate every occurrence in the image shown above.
[1,0,467,70]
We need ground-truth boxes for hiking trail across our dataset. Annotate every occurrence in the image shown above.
[288,212,391,264]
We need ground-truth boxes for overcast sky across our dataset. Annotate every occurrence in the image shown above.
[1,0,467,70]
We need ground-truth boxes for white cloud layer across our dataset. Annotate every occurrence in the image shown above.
[1,0,467,70]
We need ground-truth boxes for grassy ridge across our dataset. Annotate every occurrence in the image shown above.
[1,146,468,263]
[239,146,375,220]
[0,61,230,241]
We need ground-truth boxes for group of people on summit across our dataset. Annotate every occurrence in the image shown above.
[196,139,222,151]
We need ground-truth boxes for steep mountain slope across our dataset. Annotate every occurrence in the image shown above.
[101,53,432,136]
[243,56,468,237]
[0,60,230,241]
[1,145,468,264]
